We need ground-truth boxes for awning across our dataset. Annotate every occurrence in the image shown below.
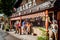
[10,17,21,20]
[22,12,45,19]
[10,11,45,20]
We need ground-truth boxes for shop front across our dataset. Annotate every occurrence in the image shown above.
[9,0,60,39]
[21,11,45,27]
[10,16,22,29]
[10,11,45,28]
[10,0,56,32]
[10,9,54,31]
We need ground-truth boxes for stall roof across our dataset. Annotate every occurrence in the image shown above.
[0,14,4,17]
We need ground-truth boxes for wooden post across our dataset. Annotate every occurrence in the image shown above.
[45,10,49,32]
[20,16,22,26]
[45,10,49,40]
[20,16,22,34]
[10,20,12,31]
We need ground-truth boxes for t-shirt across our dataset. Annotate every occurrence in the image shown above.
[22,21,25,26]
[18,22,21,27]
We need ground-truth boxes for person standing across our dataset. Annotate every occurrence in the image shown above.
[4,21,9,32]
[15,20,19,34]
[18,20,21,34]
[21,20,26,34]
[26,22,31,34]
[14,21,17,33]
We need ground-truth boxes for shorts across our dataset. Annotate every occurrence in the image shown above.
[18,26,21,28]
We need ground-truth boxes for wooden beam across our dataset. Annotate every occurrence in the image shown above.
[45,10,49,32]
[10,20,12,31]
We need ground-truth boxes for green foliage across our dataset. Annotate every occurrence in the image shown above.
[39,27,46,32]
[38,36,49,40]
[0,0,16,16]
[38,27,46,40]
[39,27,46,36]
[38,27,49,40]
[38,36,46,40]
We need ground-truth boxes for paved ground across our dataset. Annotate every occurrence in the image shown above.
[7,27,40,40]
[0,29,37,40]
[0,29,20,40]
[0,27,40,40]
[5,34,20,40]
[0,30,6,40]
[8,31,37,40]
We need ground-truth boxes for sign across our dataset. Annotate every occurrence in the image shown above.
[17,0,36,12]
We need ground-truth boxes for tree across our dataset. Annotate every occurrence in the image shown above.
[0,0,16,16]
[0,0,2,13]
[0,0,22,16]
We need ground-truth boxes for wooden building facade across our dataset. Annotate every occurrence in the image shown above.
[10,0,60,39]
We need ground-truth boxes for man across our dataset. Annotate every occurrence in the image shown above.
[15,20,19,34]
[21,20,26,34]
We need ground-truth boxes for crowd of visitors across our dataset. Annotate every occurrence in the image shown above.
[14,20,32,35]
[0,18,58,40]
[0,19,33,35]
